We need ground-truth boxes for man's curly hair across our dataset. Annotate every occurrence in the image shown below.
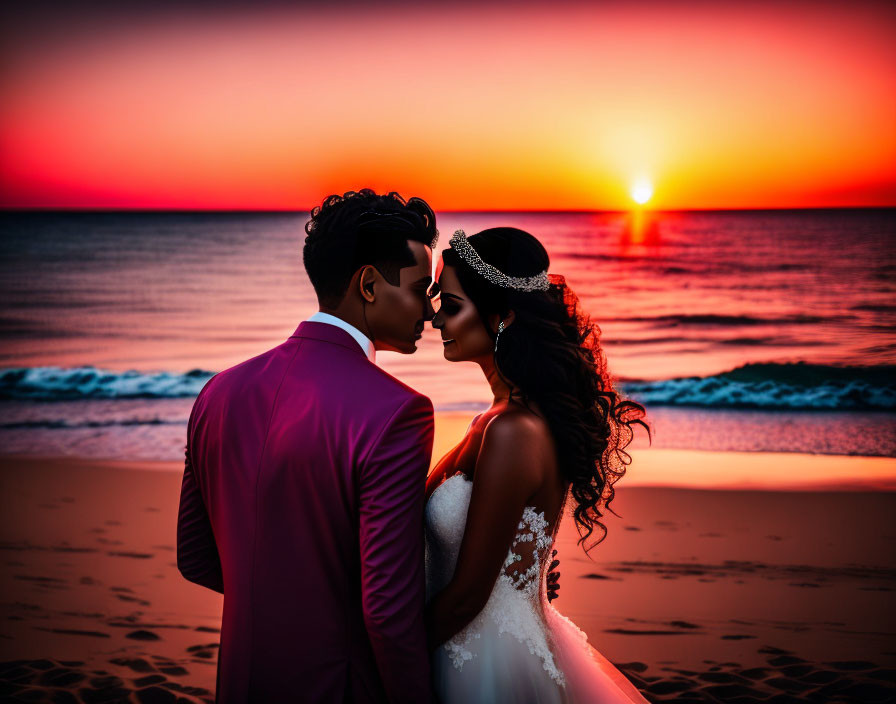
[303,189,438,308]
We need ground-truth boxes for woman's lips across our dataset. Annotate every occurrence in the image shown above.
[442,339,455,345]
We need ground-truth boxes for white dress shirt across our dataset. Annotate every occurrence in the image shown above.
[307,311,376,364]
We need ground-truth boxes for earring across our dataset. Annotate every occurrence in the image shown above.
[494,320,505,352]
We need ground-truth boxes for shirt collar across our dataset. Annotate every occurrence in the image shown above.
[306,311,376,364]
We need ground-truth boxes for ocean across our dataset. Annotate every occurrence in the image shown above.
[1,209,894,462]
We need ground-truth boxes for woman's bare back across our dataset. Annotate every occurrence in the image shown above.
[425,401,567,532]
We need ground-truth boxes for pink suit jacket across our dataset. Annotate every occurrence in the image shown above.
[177,321,435,703]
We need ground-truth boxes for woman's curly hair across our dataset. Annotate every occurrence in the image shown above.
[442,227,651,552]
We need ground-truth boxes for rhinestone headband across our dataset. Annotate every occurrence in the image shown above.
[449,229,550,292]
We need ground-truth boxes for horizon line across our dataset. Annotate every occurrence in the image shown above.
[2,205,895,215]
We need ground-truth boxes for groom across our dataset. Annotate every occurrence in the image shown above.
[177,190,438,703]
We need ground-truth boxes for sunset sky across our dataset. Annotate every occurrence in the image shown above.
[1,0,894,211]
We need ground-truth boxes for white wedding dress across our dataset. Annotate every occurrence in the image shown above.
[425,473,649,704]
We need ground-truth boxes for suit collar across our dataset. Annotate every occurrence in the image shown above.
[290,320,375,363]
[306,311,376,363]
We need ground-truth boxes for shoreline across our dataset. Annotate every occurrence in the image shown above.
[2,403,892,464]
[3,442,894,493]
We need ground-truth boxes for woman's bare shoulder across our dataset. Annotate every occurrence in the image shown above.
[482,404,553,447]
[475,406,555,486]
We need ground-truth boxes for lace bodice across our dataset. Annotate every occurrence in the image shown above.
[425,473,565,686]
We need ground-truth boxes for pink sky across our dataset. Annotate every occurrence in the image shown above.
[1,1,894,210]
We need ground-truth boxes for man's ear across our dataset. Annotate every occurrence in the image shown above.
[358,265,377,303]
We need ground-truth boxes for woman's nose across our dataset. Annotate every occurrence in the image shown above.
[431,312,443,329]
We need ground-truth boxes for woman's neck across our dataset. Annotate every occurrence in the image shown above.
[479,358,518,406]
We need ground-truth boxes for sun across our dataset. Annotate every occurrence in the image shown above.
[630,178,653,206]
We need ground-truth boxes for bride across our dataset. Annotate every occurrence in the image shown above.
[424,227,651,703]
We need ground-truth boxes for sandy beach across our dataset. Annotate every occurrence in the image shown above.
[1,444,895,703]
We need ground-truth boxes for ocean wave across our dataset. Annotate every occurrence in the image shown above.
[0,366,214,400]
[1,362,894,411]
[620,362,896,410]
[0,418,183,429]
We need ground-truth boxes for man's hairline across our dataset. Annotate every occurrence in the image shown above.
[347,240,431,293]
[314,238,431,307]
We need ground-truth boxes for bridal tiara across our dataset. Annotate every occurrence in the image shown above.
[449,229,550,292]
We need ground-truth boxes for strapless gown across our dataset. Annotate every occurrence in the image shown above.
[424,474,649,703]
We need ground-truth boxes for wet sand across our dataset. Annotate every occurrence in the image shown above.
[1,448,894,703]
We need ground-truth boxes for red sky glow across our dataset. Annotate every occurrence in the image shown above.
[1,1,894,211]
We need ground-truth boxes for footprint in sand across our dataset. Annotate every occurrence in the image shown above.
[0,659,213,703]
[110,657,156,673]
[654,520,678,531]
[37,667,86,687]
[34,627,110,638]
[152,660,189,676]
[187,643,220,660]
[134,674,166,685]
[125,630,161,641]
[52,544,98,553]
[605,627,696,636]
[823,660,877,671]
[115,594,152,606]
[668,621,701,630]
[14,575,67,587]
[107,551,154,559]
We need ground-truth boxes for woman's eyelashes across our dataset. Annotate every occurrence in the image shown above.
[438,302,460,316]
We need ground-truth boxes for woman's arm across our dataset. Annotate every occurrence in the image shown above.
[424,411,548,649]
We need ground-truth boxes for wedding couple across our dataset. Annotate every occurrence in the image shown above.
[177,189,649,703]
